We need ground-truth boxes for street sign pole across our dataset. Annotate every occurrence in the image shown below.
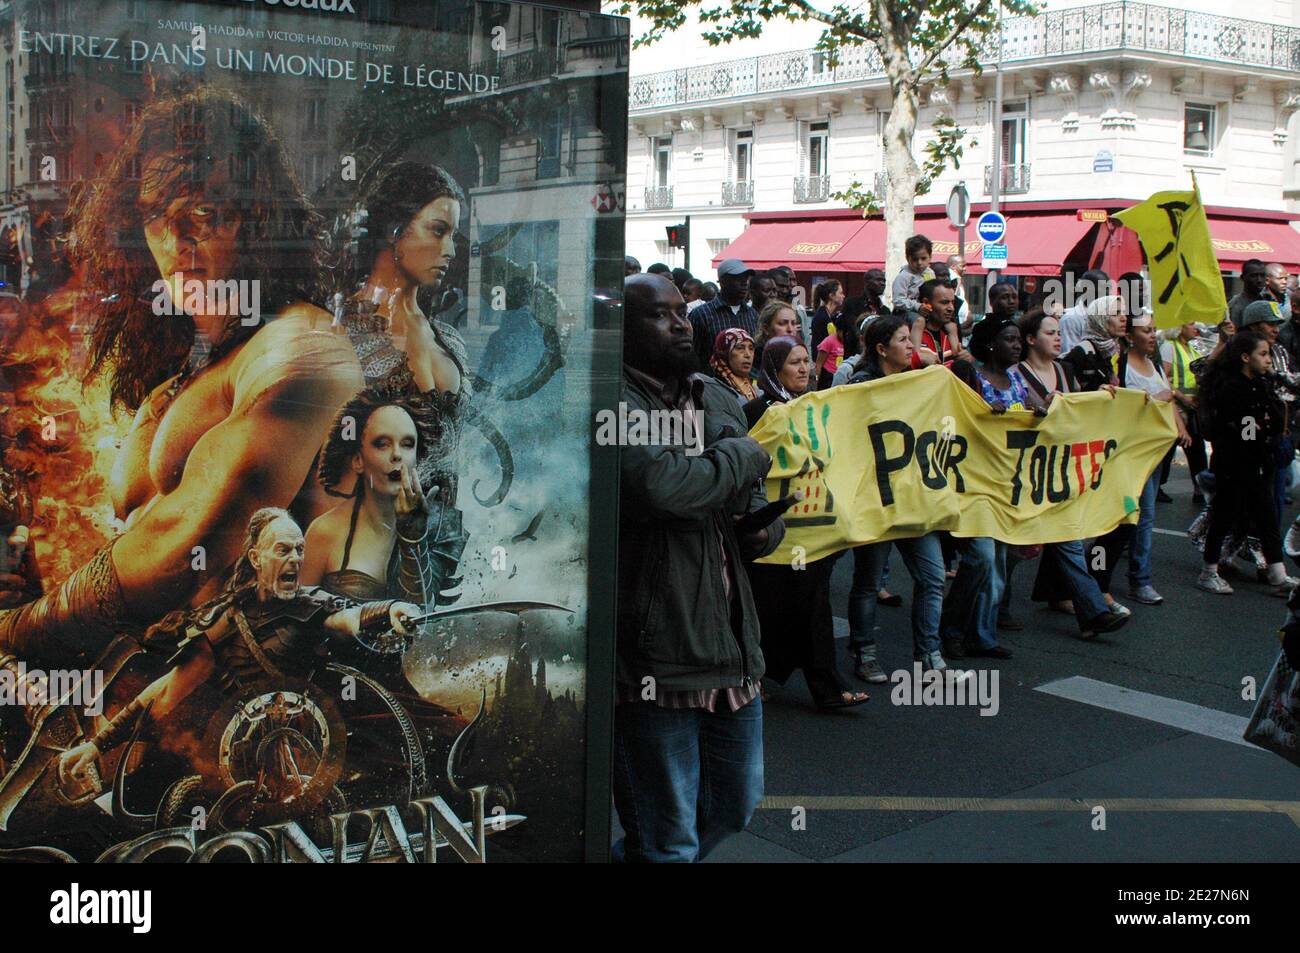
[988,0,1004,288]
[684,214,691,273]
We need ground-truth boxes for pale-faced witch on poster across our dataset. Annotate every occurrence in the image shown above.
[0,0,628,863]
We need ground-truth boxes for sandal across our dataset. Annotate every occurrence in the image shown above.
[815,690,870,710]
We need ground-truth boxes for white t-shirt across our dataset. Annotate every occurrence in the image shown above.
[1059,303,1089,354]
[1124,356,1167,398]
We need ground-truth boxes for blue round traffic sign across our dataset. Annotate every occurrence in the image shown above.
[976,211,1007,244]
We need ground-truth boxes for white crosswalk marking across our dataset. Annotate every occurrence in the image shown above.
[1035,676,1251,747]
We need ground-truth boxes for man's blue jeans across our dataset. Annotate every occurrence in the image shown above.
[849,534,945,660]
[612,696,764,863]
[1091,470,1159,592]
[1045,539,1110,627]
[941,536,1004,649]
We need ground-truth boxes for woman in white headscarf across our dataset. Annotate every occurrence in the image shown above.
[1060,295,1125,392]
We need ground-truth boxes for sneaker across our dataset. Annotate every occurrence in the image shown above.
[1128,585,1164,606]
[1286,519,1300,560]
[1080,609,1130,640]
[920,651,948,672]
[941,638,966,660]
[1106,601,1132,618]
[1269,576,1300,598]
[854,652,889,684]
[1196,570,1233,595]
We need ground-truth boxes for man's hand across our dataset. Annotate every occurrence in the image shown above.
[390,602,422,636]
[732,514,769,560]
[0,572,27,608]
[57,742,102,792]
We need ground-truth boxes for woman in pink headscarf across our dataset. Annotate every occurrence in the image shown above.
[709,327,759,402]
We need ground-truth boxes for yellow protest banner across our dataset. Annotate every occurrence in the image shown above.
[1113,179,1227,330]
[750,366,1177,565]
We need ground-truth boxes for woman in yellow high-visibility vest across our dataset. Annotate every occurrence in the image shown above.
[1160,322,1209,504]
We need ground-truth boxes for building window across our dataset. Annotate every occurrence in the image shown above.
[1184,103,1217,157]
[306,97,327,135]
[812,51,828,75]
[653,136,672,188]
[537,113,563,179]
[804,120,829,178]
[1000,100,1028,169]
[731,128,752,183]
[707,239,730,257]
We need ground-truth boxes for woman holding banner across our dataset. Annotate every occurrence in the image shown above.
[1089,313,1190,608]
[1016,308,1133,640]
[845,316,963,681]
[744,339,869,709]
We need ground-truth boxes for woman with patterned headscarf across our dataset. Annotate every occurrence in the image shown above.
[739,335,867,709]
[1060,295,1125,393]
[709,328,759,402]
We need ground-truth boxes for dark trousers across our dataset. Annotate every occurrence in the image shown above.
[612,696,764,863]
[747,556,849,703]
[1160,413,1207,490]
[1204,462,1283,567]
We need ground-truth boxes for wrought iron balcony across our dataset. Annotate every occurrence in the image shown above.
[644,185,674,209]
[496,47,562,87]
[794,175,830,204]
[721,180,754,205]
[985,163,1031,194]
[631,2,1300,111]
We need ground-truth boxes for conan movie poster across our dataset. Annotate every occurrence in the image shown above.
[0,0,627,863]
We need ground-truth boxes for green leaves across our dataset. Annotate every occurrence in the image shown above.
[917,114,973,196]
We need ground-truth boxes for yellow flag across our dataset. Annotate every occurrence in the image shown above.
[1113,180,1227,329]
[750,367,1176,565]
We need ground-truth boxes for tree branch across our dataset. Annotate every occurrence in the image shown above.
[789,0,882,41]
[914,0,995,78]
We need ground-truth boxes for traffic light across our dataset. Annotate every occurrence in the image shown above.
[666,222,688,249]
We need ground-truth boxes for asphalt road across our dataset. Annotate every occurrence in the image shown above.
[706,459,1300,863]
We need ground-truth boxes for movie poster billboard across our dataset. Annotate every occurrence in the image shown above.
[0,0,627,863]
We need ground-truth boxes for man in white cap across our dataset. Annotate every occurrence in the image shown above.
[690,258,759,368]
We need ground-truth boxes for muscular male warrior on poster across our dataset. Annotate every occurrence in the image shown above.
[0,87,363,665]
[55,507,420,792]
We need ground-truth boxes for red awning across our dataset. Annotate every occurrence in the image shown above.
[1205,218,1300,270]
[710,219,867,270]
[835,214,1097,275]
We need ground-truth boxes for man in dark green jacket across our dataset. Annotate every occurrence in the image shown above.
[613,273,783,863]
